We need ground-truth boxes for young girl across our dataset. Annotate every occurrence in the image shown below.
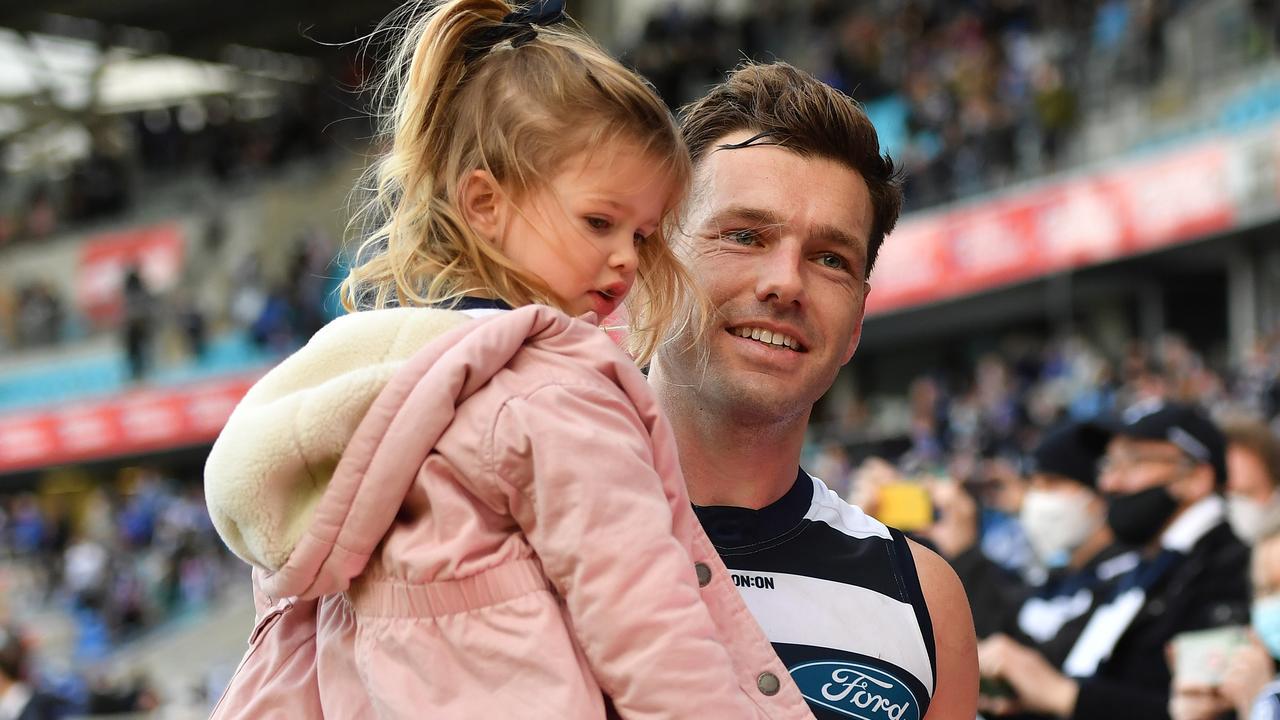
[203,1,812,718]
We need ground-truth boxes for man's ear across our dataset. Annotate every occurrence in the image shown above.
[1174,463,1216,505]
[459,169,505,246]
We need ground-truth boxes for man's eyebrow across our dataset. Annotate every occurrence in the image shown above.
[704,205,785,230]
[812,223,865,256]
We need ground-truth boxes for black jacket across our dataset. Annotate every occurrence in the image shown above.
[9,689,63,720]
[1070,521,1251,720]
[949,542,1030,640]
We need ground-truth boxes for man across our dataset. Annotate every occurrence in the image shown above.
[978,402,1250,719]
[649,61,978,720]
[933,421,1137,667]
[1222,417,1280,545]
[0,626,61,720]
[1170,505,1280,720]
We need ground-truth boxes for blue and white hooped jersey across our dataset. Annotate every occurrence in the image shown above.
[694,470,936,720]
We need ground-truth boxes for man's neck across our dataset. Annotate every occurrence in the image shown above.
[655,379,809,509]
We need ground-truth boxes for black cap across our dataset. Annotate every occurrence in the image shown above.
[1031,421,1110,488]
[1095,401,1228,487]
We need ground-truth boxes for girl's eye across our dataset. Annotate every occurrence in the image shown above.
[818,253,849,270]
[586,217,611,231]
[633,231,648,246]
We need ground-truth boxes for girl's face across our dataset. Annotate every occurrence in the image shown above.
[499,146,675,318]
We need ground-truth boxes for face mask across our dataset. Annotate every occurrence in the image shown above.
[1020,489,1101,567]
[1228,493,1276,545]
[1254,595,1280,660]
[1106,484,1179,547]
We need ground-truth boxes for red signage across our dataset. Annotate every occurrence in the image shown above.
[0,374,257,474]
[868,139,1236,316]
[76,224,185,325]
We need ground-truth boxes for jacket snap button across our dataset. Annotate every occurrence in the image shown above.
[694,562,712,587]
[757,672,781,696]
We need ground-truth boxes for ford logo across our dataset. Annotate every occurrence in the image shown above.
[790,661,920,720]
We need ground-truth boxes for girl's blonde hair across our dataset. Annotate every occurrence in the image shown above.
[341,0,695,363]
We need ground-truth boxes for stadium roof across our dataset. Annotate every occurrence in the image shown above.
[0,2,609,163]
[0,2,404,61]
[0,2,403,166]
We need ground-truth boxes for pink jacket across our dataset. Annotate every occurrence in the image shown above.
[204,305,813,719]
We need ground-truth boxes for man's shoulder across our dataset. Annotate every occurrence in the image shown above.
[803,473,893,542]
[1179,521,1250,586]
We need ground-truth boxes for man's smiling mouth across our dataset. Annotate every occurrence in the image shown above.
[727,326,805,352]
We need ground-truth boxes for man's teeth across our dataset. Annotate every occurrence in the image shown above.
[732,326,799,350]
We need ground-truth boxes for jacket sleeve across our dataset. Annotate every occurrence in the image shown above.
[209,569,323,720]
[488,382,770,720]
[1070,678,1169,720]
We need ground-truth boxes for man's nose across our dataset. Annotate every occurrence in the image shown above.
[755,244,804,307]
[1097,465,1122,494]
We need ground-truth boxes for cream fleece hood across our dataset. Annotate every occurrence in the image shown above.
[204,307,471,574]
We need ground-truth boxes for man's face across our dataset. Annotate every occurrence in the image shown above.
[1228,443,1276,504]
[1097,437,1196,497]
[658,130,873,424]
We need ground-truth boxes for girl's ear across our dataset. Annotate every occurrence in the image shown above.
[459,170,506,246]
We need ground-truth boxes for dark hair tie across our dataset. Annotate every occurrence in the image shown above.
[464,0,567,64]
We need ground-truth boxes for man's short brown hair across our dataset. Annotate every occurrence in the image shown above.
[678,61,903,278]
[1224,418,1280,490]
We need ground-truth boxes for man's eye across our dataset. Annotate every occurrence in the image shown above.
[818,253,849,270]
[724,229,759,245]
[586,217,611,231]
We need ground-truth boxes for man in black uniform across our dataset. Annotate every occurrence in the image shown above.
[649,62,978,720]
[978,402,1249,719]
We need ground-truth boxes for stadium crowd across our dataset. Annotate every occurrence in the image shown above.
[0,469,236,717]
[626,0,1277,209]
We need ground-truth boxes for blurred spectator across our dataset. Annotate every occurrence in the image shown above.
[20,186,56,242]
[0,625,63,720]
[933,420,1135,672]
[1223,417,1280,545]
[121,268,154,381]
[63,536,109,614]
[1169,508,1280,720]
[7,498,46,558]
[812,441,854,500]
[14,283,63,349]
[83,672,158,717]
[287,229,337,343]
[0,284,15,351]
[250,285,297,352]
[173,289,209,362]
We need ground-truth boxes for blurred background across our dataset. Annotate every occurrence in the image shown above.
[0,0,1276,717]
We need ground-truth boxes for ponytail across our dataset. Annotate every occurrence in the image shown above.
[342,0,699,365]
